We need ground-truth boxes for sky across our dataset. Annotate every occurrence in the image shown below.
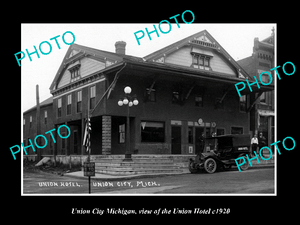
[21,23,275,112]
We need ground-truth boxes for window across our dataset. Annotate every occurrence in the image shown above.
[195,95,203,107]
[192,54,211,70]
[23,118,25,127]
[90,86,96,109]
[67,94,72,115]
[77,90,82,113]
[141,121,165,142]
[57,98,62,118]
[144,88,156,102]
[260,75,269,104]
[44,110,47,124]
[69,64,81,82]
[172,85,183,104]
[240,95,247,112]
[231,127,243,134]
[172,91,180,104]
[30,116,32,128]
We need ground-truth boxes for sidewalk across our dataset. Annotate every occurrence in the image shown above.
[64,163,274,181]
[64,170,189,181]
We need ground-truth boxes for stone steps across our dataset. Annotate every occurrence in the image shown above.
[93,155,190,175]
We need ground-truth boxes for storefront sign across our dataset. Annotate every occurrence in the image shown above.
[257,109,274,116]
[197,118,203,125]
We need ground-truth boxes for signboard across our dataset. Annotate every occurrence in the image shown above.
[197,118,203,125]
[83,162,95,177]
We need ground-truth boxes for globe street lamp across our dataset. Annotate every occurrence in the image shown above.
[118,86,139,161]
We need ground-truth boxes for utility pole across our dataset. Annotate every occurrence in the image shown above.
[36,84,41,161]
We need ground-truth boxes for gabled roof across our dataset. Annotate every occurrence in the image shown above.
[49,43,143,91]
[144,29,251,80]
[49,30,256,94]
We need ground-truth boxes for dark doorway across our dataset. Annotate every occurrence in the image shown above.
[195,127,204,154]
[171,126,181,154]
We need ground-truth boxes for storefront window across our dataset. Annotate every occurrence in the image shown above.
[141,121,165,142]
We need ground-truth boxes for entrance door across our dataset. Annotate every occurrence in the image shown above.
[171,126,181,154]
[195,127,204,154]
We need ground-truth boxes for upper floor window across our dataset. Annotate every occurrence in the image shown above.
[172,91,181,104]
[57,98,62,118]
[67,94,72,115]
[195,95,203,107]
[191,53,212,71]
[90,86,96,109]
[260,75,269,104]
[144,88,156,102]
[69,64,81,82]
[44,110,47,124]
[77,90,82,113]
[29,116,32,128]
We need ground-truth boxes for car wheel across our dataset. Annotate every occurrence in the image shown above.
[204,158,217,174]
[239,156,249,171]
[189,161,198,173]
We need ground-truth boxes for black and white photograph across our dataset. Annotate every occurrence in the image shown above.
[20,23,278,196]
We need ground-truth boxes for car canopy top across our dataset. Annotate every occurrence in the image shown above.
[205,134,251,148]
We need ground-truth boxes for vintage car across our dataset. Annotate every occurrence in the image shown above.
[189,134,251,173]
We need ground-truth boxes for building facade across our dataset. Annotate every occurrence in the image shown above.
[23,29,274,163]
[237,28,275,147]
[23,96,54,158]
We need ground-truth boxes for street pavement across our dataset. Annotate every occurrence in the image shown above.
[23,165,274,194]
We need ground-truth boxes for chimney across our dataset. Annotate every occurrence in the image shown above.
[115,41,126,55]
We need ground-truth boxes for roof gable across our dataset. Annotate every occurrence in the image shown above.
[49,44,129,92]
[144,30,250,80]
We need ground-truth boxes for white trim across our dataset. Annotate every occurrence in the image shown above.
[53,77,105,99]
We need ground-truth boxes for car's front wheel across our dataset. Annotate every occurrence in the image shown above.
[238,156,249,171]
[204,158,217,174]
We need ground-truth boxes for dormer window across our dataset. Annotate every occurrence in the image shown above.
[191,47,213,71]
[68,63,81,82]
[192,54,211,70]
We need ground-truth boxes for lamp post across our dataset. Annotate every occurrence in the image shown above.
[118,86,139,161]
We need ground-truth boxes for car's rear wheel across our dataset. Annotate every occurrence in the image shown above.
[204,158,217,174]
[189,161,198,173]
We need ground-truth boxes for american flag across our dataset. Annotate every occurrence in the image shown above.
[83,116,92,152]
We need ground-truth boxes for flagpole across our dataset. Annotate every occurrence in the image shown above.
[87,95,91,194]
[87,96,90,163]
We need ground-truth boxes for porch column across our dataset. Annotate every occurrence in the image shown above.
[102,115,111,155]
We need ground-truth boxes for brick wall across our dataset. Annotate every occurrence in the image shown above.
[102,115,111,154]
